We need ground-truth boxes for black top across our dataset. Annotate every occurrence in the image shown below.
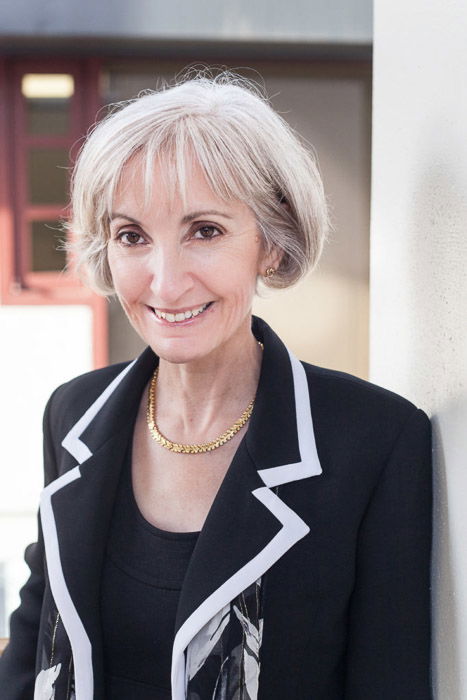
[100,441,199,698]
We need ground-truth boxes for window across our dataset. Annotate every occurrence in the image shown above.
[0,58,107,366]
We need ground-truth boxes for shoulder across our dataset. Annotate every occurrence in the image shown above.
[43,360,134,433]
[300,361,431,461]
[302,361,419,416]
[53,360,133,407]
[256,315,429,436]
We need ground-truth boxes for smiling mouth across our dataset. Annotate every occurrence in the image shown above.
[151,301,214,323]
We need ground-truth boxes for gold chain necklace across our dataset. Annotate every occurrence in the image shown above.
[146,341,263,454]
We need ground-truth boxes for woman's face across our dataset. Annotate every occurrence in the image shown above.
[107,157,275,365]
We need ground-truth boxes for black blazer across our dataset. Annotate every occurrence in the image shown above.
[0,316,432,699]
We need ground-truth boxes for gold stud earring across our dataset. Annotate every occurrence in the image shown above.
[265,267,276,278]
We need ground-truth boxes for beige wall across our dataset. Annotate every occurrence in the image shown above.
[107,62,372,379]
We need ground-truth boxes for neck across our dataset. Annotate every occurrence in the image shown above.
[153,317,262,443]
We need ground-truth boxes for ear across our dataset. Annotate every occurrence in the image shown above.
[259,243,284,277]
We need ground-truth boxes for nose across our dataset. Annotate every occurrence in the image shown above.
[147,244,193,306]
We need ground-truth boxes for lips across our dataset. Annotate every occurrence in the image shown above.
[150,301,214,323]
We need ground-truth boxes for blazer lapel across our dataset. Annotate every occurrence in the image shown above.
[171,317,323,699]
[39,347,158,699]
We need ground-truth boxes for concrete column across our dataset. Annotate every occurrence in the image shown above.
[370,1,467,697]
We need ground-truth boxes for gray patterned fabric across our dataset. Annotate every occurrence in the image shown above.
[186,578,263,700]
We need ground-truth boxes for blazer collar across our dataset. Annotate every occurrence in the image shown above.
[39,316,322,700]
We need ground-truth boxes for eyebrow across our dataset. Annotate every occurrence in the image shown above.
[181,210,233,224]
[110,213,142,225]
[110,210,233,225]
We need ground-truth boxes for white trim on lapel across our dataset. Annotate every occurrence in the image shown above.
[39,360,136,700]
[38,468,91,700]
[257,350,322,487]
[171,348,322,700]
[61,359,136,463]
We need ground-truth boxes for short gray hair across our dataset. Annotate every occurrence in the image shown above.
[67,69,329,294]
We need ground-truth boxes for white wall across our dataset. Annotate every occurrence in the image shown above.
[0,305,93,633]
[370,1,467,696]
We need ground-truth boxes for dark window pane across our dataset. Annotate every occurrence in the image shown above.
[22,74,74,135]
[27,98,70,135]
[28,148,69,204]
[31,220,67,272]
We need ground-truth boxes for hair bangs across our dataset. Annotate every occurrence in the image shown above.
[136,120,255,212]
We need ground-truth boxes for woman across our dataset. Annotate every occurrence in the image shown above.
[0,72,432,699]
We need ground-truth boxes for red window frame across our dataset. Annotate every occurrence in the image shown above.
[0,58,107,367]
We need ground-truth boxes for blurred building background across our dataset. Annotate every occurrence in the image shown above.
[0,0,372,639]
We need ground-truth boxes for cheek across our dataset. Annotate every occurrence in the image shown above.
[194,239,261,286]
[210,266,259,315]
[108,253,146,299]
[201,258,258,304]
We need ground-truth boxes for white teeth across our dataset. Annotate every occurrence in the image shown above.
[153,303,210,323]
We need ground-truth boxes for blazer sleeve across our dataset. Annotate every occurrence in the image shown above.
[344,408,433,700]
[0,390,59,698]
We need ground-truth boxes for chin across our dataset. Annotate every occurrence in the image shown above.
[149,338,209,366]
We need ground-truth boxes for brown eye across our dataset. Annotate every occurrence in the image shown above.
[193,225,222,240]
[118,231,145,246]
